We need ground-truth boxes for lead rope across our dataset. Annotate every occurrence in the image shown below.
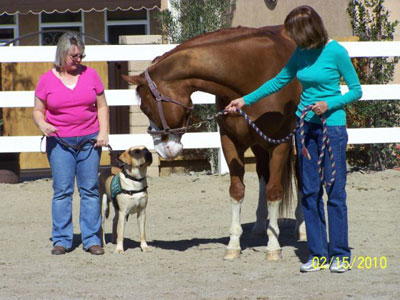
[219,105,335,187]
[40,133,113,153]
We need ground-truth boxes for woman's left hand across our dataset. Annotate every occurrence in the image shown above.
[95,132,109,148]
[312,101,328,115]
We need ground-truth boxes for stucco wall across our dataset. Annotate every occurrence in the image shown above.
[232,0,400,83]
[232,0,353,39]
[232,0,400,39]
[385,0,400,40]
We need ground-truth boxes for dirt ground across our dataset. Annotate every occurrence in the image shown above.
[0,169,399,300]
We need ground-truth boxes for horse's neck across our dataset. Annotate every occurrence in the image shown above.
[152,26,293,104]
[155,49,243,100]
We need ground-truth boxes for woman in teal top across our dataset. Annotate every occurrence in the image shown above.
[226,5,362,273]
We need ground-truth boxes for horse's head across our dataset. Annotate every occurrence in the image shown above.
[122,71,193,160]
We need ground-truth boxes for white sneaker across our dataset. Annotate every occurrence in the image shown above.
[330,259,351,273]
[300,258,328,273]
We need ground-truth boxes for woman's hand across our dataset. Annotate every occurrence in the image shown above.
[33,97,57,136]
[225,97,246,113]
[95,132,109,148]
[38,121,57,137]
[312,101,328,115]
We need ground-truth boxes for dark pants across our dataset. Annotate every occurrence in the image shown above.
[296,121,350,262]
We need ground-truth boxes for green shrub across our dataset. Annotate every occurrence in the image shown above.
[347,0,400,170]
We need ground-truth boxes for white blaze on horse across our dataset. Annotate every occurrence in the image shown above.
[123,25,306,260]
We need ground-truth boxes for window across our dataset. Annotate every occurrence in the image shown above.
[40,11,84,45]
[105,9,149,45]
[0,13,18,45]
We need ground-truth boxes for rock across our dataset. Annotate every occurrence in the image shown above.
[0,169,20,184]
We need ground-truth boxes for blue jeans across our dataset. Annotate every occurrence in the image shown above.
[295,120,350,262]
[46,132,102,250]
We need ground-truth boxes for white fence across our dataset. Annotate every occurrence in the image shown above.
[1,42,400,174]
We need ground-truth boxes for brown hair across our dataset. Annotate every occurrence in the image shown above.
[284,5,328,49]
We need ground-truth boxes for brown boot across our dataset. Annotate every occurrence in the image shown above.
[51,246,66,255]
[88,245,104,255]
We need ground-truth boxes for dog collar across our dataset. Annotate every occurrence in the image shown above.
[122,168,146,182]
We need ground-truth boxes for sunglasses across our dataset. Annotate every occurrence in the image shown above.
[70,53,86,60]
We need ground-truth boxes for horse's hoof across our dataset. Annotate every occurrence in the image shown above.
[141,246,152,252]
[266,249,282,261]
[224,249,241,260]
[114,248,124,254]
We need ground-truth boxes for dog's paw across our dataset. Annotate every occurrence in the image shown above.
[114,248,125,254]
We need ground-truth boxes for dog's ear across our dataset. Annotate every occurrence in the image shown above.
[145,150,153,166]
[118,151,132,167]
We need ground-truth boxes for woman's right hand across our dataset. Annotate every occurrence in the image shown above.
[225,97,246,113]
[38,121,57,136]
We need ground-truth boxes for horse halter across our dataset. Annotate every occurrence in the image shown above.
[144,69,194,136]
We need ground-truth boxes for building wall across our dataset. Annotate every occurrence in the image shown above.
[232,0,353,39]
[385,0,400,82]
[384,0,400,41]
[232,0,400,83]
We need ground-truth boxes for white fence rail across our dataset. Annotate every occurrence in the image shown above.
[0,42,399,174]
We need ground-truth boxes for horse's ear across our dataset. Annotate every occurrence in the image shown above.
[121,74,144,85]
[121,74,145,85]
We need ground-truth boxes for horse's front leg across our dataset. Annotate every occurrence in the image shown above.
[250,145,269,235]
[220,134,245,260]
[293,153,307,241]
[265,143,290,261]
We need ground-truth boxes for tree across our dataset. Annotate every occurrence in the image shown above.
[156,0,236,172]
[157,0,236,44]
[347,0,400,170]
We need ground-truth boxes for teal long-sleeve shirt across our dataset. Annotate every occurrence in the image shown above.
[243,40,362,126]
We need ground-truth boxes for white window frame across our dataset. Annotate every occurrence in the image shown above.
[0,14,19,46]
[104,10,150,43]
[39,11,85,45]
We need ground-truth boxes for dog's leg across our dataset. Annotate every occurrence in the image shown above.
[137,209,151,252]
[112,211,119,245]
[114,210,126,254]
[101,194,108,246]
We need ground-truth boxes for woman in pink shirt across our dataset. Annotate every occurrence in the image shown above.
[33,32,109,256]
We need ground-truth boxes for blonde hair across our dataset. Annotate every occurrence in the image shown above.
[284,5,328,49]
[54,32,85,72]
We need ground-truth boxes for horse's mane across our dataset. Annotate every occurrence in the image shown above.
[150,25,284,66]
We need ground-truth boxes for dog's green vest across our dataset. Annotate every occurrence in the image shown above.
[110,174,122,200]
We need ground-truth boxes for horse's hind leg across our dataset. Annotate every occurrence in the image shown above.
[220,133,245,260]
[250,145,269,235]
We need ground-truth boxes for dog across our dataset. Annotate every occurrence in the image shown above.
[99,146,153,253]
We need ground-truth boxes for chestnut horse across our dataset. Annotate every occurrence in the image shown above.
[123,25,306,260]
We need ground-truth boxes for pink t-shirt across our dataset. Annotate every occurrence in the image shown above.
[35,66,104,137]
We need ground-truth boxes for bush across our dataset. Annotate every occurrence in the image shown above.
[347,0,400,170]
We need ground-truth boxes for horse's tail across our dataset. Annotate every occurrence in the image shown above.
[279,141,297,218]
